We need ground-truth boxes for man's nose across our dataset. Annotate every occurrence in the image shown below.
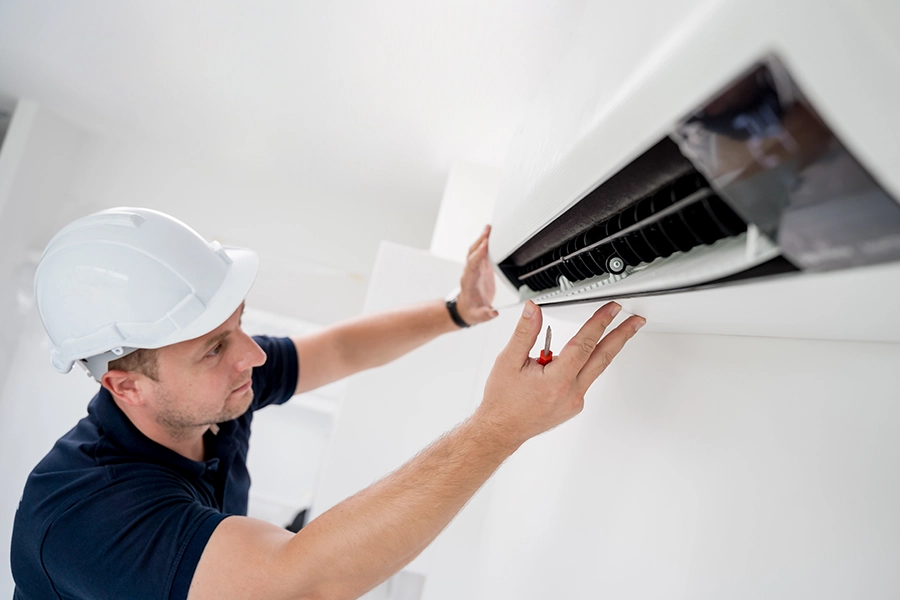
[235,332,267,371]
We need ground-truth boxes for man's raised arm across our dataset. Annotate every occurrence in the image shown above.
[189,300,645,600]
[291,225,498,395]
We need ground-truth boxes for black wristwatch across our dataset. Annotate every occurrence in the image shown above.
[445,297,470,328]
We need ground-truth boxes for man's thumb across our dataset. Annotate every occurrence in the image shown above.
[504,300,542,360]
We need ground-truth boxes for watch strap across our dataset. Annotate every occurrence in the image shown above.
[445,297,470,328]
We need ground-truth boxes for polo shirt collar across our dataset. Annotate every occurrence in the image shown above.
[88,387,236,478]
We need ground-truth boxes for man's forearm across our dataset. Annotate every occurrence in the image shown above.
[285,414,516,599]
[333,299,461,373]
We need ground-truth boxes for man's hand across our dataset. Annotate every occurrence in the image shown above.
[456,225,499,326]
[477,300,645,449]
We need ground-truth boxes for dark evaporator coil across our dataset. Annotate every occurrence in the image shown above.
[515,172,747,292]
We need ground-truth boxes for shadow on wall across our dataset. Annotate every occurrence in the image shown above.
[0,91,15,145]
[0,109,11,148]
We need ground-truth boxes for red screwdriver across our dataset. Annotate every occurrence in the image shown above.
[537,326,553,365]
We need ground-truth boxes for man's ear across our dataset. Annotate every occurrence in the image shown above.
[101,370,147,407]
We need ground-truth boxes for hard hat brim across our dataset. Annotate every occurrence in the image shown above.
[149,245,260,349]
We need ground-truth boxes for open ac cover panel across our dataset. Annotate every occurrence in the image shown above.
[491,13,900,309]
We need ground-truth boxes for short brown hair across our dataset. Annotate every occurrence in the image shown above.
[108,348,160,381]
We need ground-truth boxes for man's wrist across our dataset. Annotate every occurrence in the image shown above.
[464,411,523,456]
[445,297,470,328]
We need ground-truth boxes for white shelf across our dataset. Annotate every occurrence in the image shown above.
[284,394,341,417]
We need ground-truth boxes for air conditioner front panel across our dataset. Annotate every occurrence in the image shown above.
[491,0,900,306]
[673,60,900,274]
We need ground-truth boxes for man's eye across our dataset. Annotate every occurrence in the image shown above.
[207,344,223,358]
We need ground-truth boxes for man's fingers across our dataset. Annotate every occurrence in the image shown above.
[467,225,491,256]
[466,237,488,267]
[577,315,645,390]
[501,300,542,364]
[462,240,489,283]
[558,302,621,370]
[461,241,488,292]
[467,306,500,325]
[474,306,499,322]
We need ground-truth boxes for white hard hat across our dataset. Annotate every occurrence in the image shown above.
[34,207,258,381]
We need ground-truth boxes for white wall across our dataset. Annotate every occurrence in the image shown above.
[429,160,501,264]
[0,105,89,596]
[457,320,900,599]
[0,100,85,393]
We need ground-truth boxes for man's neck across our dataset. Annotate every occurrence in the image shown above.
[111,395,207,462]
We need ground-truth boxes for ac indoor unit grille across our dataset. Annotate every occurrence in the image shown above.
[513,171,748,292]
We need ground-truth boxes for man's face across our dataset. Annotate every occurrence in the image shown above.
[148,303,268,432]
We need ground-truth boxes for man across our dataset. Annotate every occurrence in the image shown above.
[11,207,644,599]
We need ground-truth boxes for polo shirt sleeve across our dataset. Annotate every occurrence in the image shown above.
[250,335,299,410]
[41,469,227,600]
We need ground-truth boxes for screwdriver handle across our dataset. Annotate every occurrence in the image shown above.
[537,350,553,365]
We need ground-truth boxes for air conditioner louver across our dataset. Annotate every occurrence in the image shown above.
[514,172,747,293]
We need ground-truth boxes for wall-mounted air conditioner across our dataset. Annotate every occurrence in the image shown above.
[490,0,900,310]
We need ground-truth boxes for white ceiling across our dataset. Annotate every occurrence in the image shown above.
[0,1,586,191]
[0,1,586,322]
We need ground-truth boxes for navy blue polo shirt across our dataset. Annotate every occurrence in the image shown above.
[10,335,299,600]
